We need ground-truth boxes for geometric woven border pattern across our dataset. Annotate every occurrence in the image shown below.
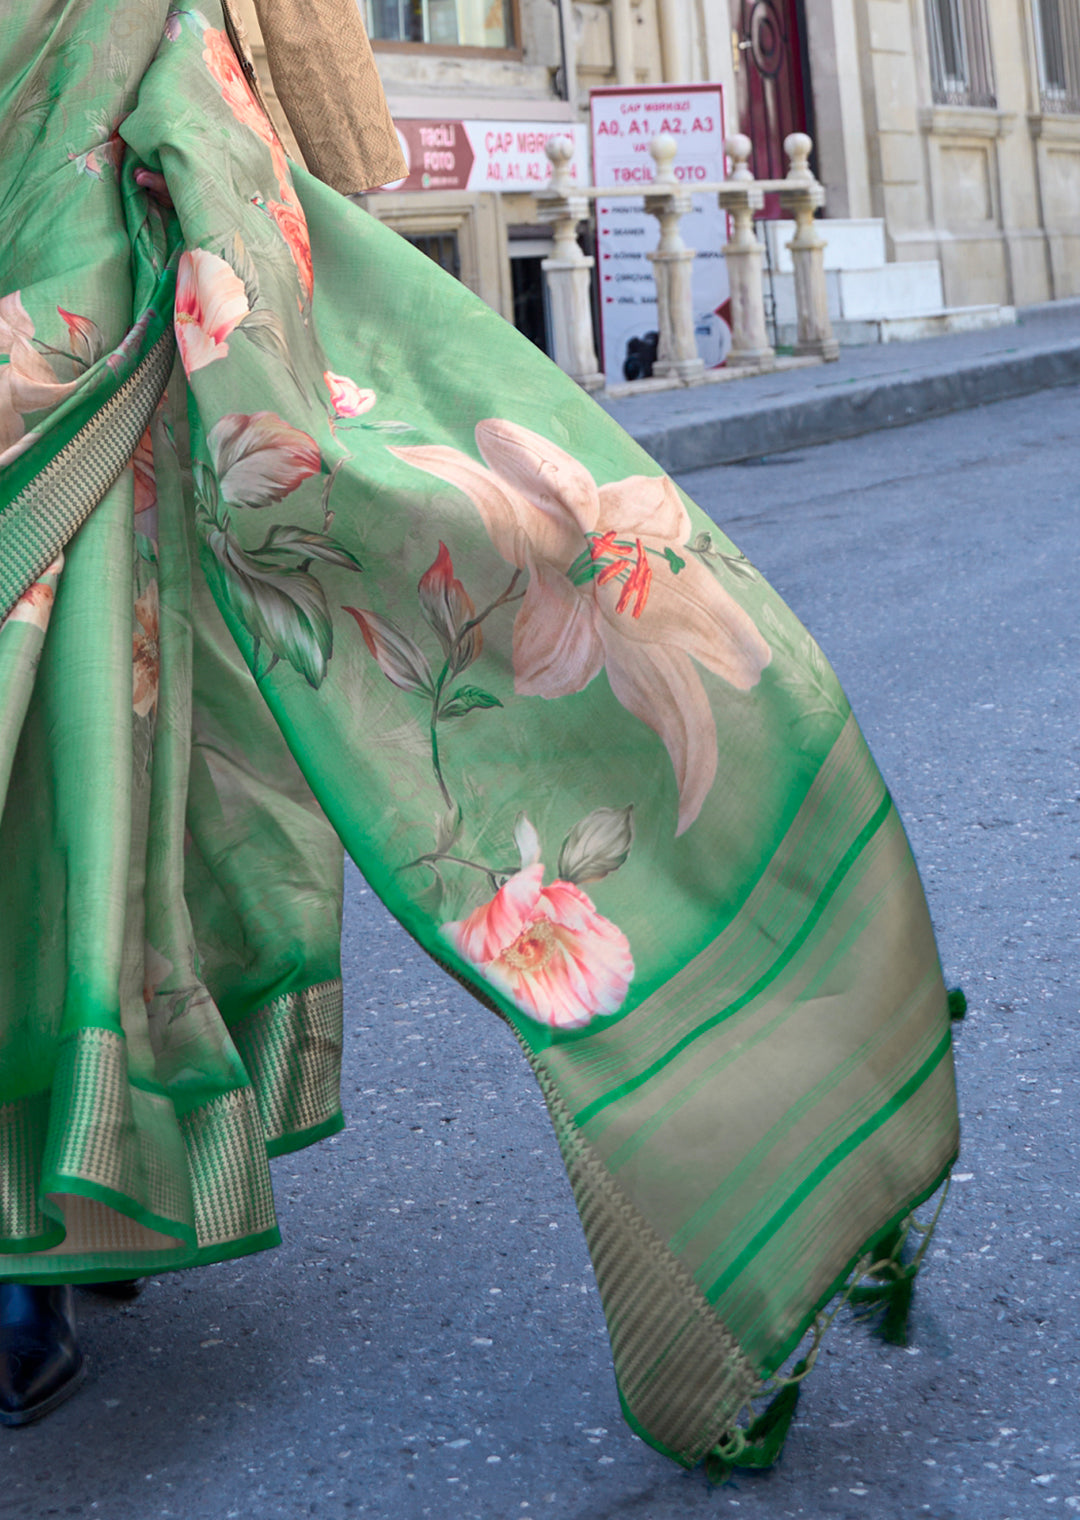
[0,326,175,622]
[527,1043,760,1467]
[43,1028,192,1229]
[179,1086,278,1249]
[0,1088,53,1247]
[228,978,344,1147]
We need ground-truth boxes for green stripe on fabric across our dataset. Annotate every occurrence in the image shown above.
[573,788,895,1129]
[605,830,913,1180]
[705,1026,953,1304]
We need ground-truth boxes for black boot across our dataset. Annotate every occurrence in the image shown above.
[82,1279,145,1301]
[0,1285,86,1427]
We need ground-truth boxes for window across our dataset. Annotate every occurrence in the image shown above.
[403,231,462,280]
[1033,0,1080,111]
[366,0,515,48]
[925,0,996,105]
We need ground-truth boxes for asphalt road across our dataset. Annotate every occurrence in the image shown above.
[13,385,1080,1520]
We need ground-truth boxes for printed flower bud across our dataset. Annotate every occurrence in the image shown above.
[57,306,104,368]
[324,371,376,418]
[557,805,635,885]
[417,541,481,672]
[343,606,434,695]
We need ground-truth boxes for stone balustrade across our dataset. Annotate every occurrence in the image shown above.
[537,129,839,391]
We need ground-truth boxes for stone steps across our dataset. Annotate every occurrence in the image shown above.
[759,218,1015,345]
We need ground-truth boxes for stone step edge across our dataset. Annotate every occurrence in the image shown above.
[621,338,1080,472]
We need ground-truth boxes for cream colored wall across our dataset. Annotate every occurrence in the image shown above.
[804,0,874,218]
[821,0,1080,304]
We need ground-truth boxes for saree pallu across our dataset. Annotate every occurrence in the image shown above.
[0,0,959,1471]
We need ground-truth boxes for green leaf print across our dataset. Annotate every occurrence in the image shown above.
[439,685,502,720]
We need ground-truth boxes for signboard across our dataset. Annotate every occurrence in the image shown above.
[589,85,730,384]
[380,121,589,193]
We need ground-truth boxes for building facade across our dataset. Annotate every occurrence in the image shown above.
[239,0,1080,353]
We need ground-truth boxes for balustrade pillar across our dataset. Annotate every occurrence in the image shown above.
[538,138,604,392]
[717,134,774,368]
[778,133,839,362]
[644,134,705,382]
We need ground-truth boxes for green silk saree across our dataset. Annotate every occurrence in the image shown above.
[0,0,959,1473]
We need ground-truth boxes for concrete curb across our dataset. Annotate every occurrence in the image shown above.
[618,337,1080,472]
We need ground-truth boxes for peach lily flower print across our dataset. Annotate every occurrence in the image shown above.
[392,422,771,834]
[443,818,634,1029]
[174,249,250,375]
[0,291,81,463]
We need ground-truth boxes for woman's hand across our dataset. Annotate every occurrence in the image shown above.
[134,168,173,210]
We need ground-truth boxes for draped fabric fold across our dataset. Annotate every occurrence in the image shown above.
[0,0,958,1468]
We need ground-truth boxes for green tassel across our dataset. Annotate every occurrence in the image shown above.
[705,1360,807,1485]
[850,1262,917,1346]
[947,987,967,1020]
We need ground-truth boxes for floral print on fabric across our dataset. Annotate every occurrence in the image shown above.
[2,555,64,634]
[198,20,313,299]
[392,422,772,834]
[432,812,636,1030]
[194,411,362,688]
[324,371,376,419]
[201,27,275,148]
[445,860,634,1031]
[133,581,160,717]
[174,249,250,373]
[0,292,103,464]
[344,539,512,812]
[255,195,314,301]
[345,539,638,1029]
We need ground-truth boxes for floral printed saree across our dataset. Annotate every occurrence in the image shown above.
[0,0,959,1474]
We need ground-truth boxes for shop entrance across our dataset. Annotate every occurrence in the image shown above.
[508,234,553,357]
[732,0,814,213]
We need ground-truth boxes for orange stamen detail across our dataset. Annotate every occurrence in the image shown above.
[589,529,619,560]
[597,558,628,587]
[615,539,652,617]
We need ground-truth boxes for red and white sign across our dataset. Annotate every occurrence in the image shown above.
[380,121,589,193]
[590,84,730,384]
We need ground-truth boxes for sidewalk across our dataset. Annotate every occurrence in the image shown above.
[600,300,1080,472]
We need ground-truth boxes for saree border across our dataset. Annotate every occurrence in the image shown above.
[229,976,345,1156]
[0,275,176,623]
[0,977,344,1278]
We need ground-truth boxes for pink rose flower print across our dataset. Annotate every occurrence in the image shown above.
[202,27,276,146]
[263,197,314,300]
[324,371,376,418]
[444,861,634,1030]
[393,421,771,835]
[174,249,250,374]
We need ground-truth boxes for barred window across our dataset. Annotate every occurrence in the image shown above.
[402,231,462,280]
[366,0,515,48]
[925,0,997,106]
[1032,0,1080,111]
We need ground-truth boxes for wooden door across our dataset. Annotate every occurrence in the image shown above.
[732,0,813,215]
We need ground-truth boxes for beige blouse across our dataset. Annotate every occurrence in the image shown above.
[221,0,407,194]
